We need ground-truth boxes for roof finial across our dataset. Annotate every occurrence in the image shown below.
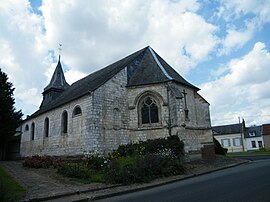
[58,43,62,61]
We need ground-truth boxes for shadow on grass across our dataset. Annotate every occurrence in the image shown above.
[0,165,26,202]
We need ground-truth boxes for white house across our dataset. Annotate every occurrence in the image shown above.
[212,123,245,153]
[244,126,264,151]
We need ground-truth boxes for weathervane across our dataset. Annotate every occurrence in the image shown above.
[58,43,62,60]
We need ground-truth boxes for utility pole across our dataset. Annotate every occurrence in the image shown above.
[239,117,245,152]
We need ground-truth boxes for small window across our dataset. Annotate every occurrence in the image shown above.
[31,122,35,140]
[221,139,230,147]
[73,106,82,116]
[251,141,256,148]
[233,138,242,146]
[113,108,121,129]
[184,109,189,121]
[61,111,68,134]
[44,117,49,137]
[25,124,29,131]
[258,141,263,148]
[140,96,159,125]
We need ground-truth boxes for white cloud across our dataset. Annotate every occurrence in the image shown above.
[218,0,270,23]
[215,0,270,55]
[0,0,48,116]
[0,0,219,117]
[200,42,270,126]
[40,0,218,76]
[218,24,254,55]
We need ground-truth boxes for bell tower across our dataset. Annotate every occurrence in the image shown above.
[40,45,69,108]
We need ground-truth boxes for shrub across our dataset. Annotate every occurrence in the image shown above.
[105,156,138,184]
[213,137,227,155]
[82,152,109,171]
[57,163,91,179]
[23,155,64,168]
[111,135,185,158]
[105,153,185,184]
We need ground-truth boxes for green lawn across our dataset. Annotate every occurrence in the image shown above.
[0,165,26,202]
[228,149,270,156]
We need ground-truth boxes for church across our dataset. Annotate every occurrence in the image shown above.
[20,46,213,157]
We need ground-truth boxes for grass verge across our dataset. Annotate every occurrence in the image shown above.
[0,165,26,202]
[228,149,270,156]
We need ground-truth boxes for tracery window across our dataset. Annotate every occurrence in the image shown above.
[139,96,159,125]
[73,106,82,116]
[61,111,68,134]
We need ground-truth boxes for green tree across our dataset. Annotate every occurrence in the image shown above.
[0,69,22,160]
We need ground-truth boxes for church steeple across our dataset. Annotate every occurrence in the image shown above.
[40,55,70,108]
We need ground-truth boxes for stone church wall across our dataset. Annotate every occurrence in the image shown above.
[89,68,130,154]
[21,95,93,157]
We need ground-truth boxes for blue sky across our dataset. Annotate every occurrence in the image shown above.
[1,0,270,126]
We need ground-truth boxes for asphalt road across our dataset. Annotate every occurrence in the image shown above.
[97,159,270,202]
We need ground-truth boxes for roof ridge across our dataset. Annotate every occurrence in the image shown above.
[148,46,173,80]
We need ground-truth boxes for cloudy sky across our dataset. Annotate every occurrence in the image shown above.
[1,0,270,126]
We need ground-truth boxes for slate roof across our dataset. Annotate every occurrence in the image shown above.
[212,123,242,136]
[244,125,262,138]
[44,57,70,92]
[28,46,198,119]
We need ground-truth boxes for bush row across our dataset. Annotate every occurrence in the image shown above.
[23,155,64,168]
[23,135,186,184]
[112,135,185,158]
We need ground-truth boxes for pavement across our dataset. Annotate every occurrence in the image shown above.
[0,155,249,202]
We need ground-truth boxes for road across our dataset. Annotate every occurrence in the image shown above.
[97,159,270,202]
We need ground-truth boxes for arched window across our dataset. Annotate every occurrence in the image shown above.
[139,96,160,125]
[73,106,82,116]
[25,124,29,131]
[61,111,68,134]
[44,117,49,137]
[31,122,35,140]
[113,108,121,129]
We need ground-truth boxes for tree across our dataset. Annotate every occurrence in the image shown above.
[0,69,22,160]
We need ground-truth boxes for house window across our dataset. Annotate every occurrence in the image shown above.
[139,96,159,125]
[73,106,82,116]
[31,122,35,140]
[25,124,29,131]
[44,117,49,137]
[251,141,256,148]
[233,138,242,146]
[61,111,68,134]
[258,141,263,148]
[221,139,230,147]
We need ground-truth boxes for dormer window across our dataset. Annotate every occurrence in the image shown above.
[249,132,256,137]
